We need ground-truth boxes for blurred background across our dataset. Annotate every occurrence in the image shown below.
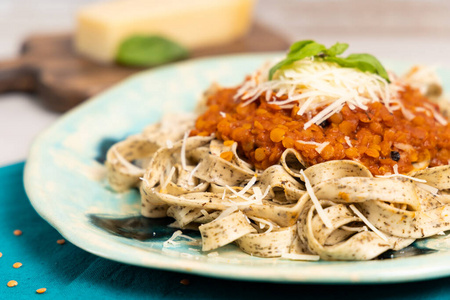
[1,0,450,166]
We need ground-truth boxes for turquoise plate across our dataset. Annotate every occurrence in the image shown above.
[25,54,450,283]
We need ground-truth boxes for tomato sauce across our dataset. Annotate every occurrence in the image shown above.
[191,85,450,175]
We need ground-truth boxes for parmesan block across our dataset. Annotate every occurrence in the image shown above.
[75,0,256,63]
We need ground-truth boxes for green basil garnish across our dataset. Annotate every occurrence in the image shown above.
[269,40,390,82]
[116,35,189,67]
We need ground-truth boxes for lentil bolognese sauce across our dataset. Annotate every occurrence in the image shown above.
[106,41,450,261]
[192,84,450,175]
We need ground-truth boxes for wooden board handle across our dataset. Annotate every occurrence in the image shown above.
[0,58,36,93]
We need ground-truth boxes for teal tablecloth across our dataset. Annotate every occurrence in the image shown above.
[2,161,450,299]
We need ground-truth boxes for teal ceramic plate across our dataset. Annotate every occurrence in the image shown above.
[25,54,450,283]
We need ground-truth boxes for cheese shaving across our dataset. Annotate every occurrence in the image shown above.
[416,183,439,195]
[215,205,238,221]
[300,169,332,228]
[344,136,352,148]
[248,216,275,233]
[424,103,448,125]
[161,166,176,191]
[393,164,399,174]
[181,131,190,171]
[112,148,143,175]
[235,59,397,129]
[376,173,427,183]
[187,164,200,185]
[237,175,258,196]
[296,140,330,154]
[166,139,173,149]
[349,205,388,242]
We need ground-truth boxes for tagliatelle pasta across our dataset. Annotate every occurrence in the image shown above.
[106,42,450,261]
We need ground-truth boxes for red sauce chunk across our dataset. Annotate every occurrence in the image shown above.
[191,85,450,175]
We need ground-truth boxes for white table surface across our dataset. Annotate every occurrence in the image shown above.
[1,0,449,166]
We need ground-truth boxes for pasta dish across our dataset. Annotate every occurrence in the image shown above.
[105,41,450,261]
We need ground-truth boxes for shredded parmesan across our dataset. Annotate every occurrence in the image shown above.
[393,164,399,174]
[219,112,226,117]
[344,136,352,148]
[300,169,332,228]
[187,164,200,185]
[424,103,448,125]
[416,183,439,195]
[215,205,238,221]
[237,175,258,196]
[296,140,330,154]
[376,173,427,183]
[235,59,399,129]
[180,131,190,171]
[166,139,173,149]
[349,205,388,242]
[248,216,275,233]
[163,230,197,248]
[341,225,368,232]
[161,166,176,191]
[281,253,320,261]
[112,148,143,175]
[139,176,150,185]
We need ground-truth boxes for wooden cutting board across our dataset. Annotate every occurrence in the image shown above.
[0,23,289,112]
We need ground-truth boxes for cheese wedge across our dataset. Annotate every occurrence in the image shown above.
[75,0,256,63]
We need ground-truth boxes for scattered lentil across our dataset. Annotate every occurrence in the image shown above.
[36,288,47,294]
[13,230,22,236]
[12,262,22,269]
[57,239,66,245]
[7,280,18,287]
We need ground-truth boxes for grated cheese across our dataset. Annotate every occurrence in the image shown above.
[163,230,197,248]
[416,183,439,195]
[296,140,330,154]
[344,136,352,148]
[161,166,176,191]
[248,216,275,233]
[219,111,226,117]
[166,139,174,149]
[139,176,150,186]
[180,131,190,171]
[300,169,332,228]
[187,164,200,185]
[112,148,143,175]
[236,175,258,197]
[349,205,388,242]
[341,225,368,232]
[424,102,448,125]
[215,205,238,221]
[375,173,427,183]
[393,164,399,174]
[235,59,401,129]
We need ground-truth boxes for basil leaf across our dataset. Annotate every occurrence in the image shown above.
[325,42,348,56]
[269,42,326,80]
[325,53,390,82]
[116,35,189,67]
[288,40,314,55]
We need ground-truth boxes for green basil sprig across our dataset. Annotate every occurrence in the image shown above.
[268,40,390,82]
[116,35,189,67]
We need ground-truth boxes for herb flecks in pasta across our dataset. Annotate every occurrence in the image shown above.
[106,49,450,261]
